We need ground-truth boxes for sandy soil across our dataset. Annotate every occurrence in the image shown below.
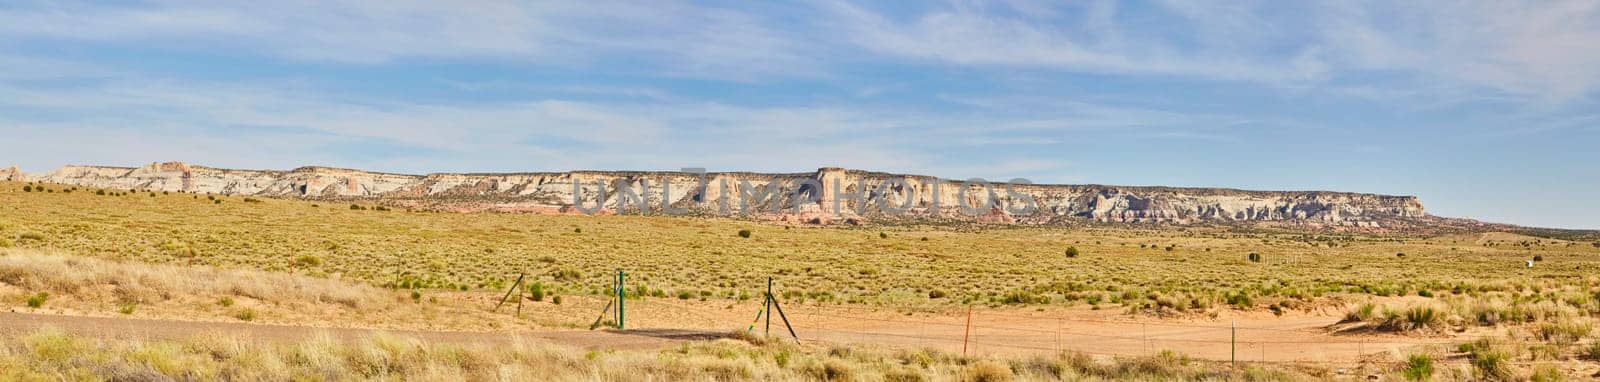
[0,311,722,351]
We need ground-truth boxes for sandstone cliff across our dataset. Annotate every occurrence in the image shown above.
[1,166,21,182]
[21,162,1429,229]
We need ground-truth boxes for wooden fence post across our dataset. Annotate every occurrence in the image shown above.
[962,305,974,357]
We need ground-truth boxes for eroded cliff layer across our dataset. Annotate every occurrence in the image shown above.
[20,162,1427,228]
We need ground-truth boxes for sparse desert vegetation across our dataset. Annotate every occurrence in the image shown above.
[5,181,1598,315]
[5,181,1600,379]
[0,248,546,331]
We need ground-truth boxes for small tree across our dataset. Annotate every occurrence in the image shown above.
[1533,255,1544,262]
[1064,247,1080,258]
[737,229,752,238]
[1248,252,1262,263]
[22,185,32,192]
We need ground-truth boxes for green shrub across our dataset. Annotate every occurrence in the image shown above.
[1226,292,1254,308]
[1345,302,1377,322]
[1064,247,1079,258]
[552,268,582,281]
[573,227,582,233]
[552,295,562,305]
[349,204,366,210]
[1401,353,1433,382]
[737,229,752,238]
[1535,319,1591,345]
[1379,305,1445,332]
[410,291,422,302]
[928,290,947,299]
[95,190,105,196]
[1247,252,1261,263]
[677,291,692,300]
[234,309,256,321]
[1466,340,1513,381]
[218,297,234,307]
[292,255,321,267]
[118,302,137,315]
[25,292,48,308]
[0,238,12,248]
[879,232,888,239]
[1396,252,1405,257]
[529,282,545,302]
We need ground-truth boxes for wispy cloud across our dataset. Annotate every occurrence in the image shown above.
[1313,0,1600,101]
[0,0,818,80]
[814,0,1326,83]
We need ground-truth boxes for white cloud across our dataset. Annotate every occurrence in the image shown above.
[1314,0,1600,101]
[813,0,1600,101]
[814,0,1326,82]
[0,0,815,79]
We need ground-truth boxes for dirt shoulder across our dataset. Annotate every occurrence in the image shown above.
[0,312,720,351]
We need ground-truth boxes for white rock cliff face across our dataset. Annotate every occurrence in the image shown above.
[22,162,1426,228]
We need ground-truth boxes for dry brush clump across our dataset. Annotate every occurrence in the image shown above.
[0,248,392,314]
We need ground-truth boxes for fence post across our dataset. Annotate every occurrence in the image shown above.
[615,269,625,330]
[613,270,618,328]
[1143,322,1151,354]
[765,277,773,336]
[1055,316,1062,352]
[1230,320,1236,369]
[962,305,973,357]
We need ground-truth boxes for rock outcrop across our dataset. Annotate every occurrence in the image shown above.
[1,166,20,182]
[21,162,1430,229]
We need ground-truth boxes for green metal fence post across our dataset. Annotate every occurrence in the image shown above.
[1231,320,1236,369]
[614,268,620,327]
[765,277,773,335]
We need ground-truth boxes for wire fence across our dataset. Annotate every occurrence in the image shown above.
[541,275,1579,370]
[617,298,1584,369]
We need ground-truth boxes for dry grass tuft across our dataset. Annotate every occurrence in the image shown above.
[0,248,389,311]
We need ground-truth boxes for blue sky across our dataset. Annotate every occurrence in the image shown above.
[1,1,1598,229]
